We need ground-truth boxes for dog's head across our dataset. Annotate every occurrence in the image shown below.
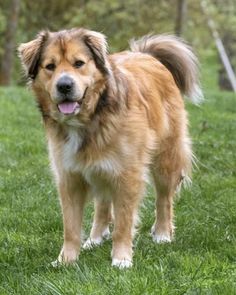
[18,29,113,123]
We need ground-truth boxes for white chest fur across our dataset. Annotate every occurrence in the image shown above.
[62,128,122,181]
[62,128,83,172]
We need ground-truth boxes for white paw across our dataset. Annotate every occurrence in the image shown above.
[51,259,60,268]
[82,237,103,249]
[101,226,110,240]
[152,232,171,243]
[151,224,172,244]
[82,227,110,250]
[51,246,78,267]
[112,258,133,269]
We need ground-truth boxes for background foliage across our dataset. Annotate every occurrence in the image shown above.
[0,0,236,86]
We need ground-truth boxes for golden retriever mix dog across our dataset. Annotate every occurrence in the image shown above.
[18,28,202,268]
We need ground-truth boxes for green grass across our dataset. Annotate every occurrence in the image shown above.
[0,57,236,294]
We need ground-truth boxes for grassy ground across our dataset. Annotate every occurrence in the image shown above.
[0,54,236,294]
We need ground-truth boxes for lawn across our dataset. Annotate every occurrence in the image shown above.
[0,53,236,294]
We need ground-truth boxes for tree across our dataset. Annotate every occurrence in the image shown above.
[175,0,186,36]
[0,0,20,85]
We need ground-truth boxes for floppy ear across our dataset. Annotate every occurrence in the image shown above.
[83,31,111,75]
[18,31,49,79]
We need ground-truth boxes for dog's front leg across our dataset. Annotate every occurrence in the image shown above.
[56,174,87,265]
[111,171,144,268]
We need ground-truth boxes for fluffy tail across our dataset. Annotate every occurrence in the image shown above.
[130,35,203,103]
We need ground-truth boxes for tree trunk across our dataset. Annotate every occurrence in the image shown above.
[218,34,236,91]
[0,0,20,85]
[175,0,186,36]
[200,0,236,92]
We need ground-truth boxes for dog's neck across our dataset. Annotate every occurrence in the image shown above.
[94,88,109,115]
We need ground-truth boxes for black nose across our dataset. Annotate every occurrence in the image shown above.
[57,76,74,94]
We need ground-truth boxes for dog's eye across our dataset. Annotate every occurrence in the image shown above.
[45,63,56,71]
[74,60,85,68]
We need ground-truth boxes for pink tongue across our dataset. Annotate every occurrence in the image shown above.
[58,101,78,114]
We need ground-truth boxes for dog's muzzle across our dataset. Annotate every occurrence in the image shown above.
[55,75,88,115]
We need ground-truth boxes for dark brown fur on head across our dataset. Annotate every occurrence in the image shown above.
[18,31,49,79]
[18,28,111,81]
[18,28,121,126]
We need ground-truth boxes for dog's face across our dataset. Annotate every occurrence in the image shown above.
[18,29,110,122]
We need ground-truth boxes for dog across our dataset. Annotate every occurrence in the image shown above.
[18,28,202,268]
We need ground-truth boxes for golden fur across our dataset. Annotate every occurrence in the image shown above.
[18,28,202,268]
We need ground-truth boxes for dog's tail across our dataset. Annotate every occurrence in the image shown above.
[130,35,203,103]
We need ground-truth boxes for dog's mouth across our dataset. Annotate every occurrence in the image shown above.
[58,101,80,115]
[57,88,88,115]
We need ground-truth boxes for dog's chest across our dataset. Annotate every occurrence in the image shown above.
[62,129,82,172]
[62,129,122,182]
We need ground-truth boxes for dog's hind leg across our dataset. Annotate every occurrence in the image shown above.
[151,171,176,243]
[83,199,111,249]
[151,136,192,243]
